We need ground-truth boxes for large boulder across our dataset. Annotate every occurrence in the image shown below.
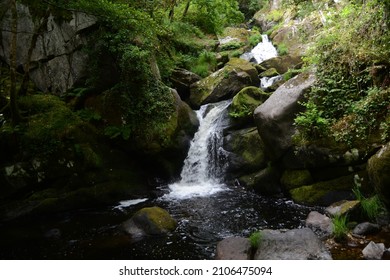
[259,55,302,75]
[223,127,268,177]
[0,4,97,94]
[254,72,316,160]
[189,58,259,109]
[254,228,332,260]
[237,165,282,195]
[367,142,390,208]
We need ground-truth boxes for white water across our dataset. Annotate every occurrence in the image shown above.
[163,100,231,200]
[260,75,283,89]
[250,34,278,64]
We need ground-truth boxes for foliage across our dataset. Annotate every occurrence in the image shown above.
[294,100,329,139]
[220,41,244,51]
[249,230,263,249]
[276,43,288,55]
[353,178,385,221]
[190,51,218,77]
[332,214,349,242]
[296,0,390,146]
[248,32,262,47]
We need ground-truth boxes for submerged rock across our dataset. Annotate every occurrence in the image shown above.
[215,237,251,260]
[254,228,332,260]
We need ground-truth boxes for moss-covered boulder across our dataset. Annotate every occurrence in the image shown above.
[217,27,250,51]
[237,165,282,195]
[281,169,313,190]
[189,58,259,109]
[122,206,177,238]
[260,68,280,78]
[229,86,270,122]
[289,172,368,206]
[259,55,302,75]
[368,142,390,208]
[223,127,267,177]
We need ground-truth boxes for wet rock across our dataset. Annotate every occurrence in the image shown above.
[367,142,390,209]
[189,58,259,109]
[362,241,386,260]
[306,211,332,238]
[259,55,303,75]
[254,72,316,161]
[325,200,360,217]
[122,207,177,239]
[237,165,282,195]
[254,228,332,260]
[352,222,381,236]
[383,249,390,260]
[215,237,251,260]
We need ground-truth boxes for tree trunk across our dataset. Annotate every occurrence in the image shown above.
[10,0,21,125]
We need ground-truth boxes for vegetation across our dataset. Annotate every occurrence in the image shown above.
[249,230,263,249]
[332,214,349,242]
[295,0,390,147]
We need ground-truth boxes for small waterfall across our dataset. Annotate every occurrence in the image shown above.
[251,34,278,64]
[260,75,284,90]
[164,100,231,200]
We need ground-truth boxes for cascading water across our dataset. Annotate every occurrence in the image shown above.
[163,100,231,200]
[241,34,278,64]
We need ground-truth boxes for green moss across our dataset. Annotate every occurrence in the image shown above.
[289,173,359,205]
[260,68,280,78]
[229,86,270,120]
[281,169,313,190]
[133,206,177,234]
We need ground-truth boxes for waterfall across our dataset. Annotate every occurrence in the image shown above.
[251,34,278,64]
[163,100,231,200]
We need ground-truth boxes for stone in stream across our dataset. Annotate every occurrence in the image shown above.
[305,211,332,238]
[254,228,332,260]
[352,222,381,236]
[362,241,386,260]
[122,207,177,239]
[215,237,251,260]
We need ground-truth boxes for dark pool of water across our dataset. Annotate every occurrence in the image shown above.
[0,184,318,259]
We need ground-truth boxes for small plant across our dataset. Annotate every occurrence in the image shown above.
[249,33,262,47]
[277,43,288,55]
[332,214,349,242]
[249,230,263,250]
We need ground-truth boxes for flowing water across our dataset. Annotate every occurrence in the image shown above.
[242,34,278,64]
[0,100,317,259]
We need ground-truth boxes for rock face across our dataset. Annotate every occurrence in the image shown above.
[189,58,259,109]
[170,68,202,101]
[215,237,251,260]
[0,4,97,94]
[122,207,177,239]
[368,142,390,208]
[254,228,332,260]
[254,72,316,160]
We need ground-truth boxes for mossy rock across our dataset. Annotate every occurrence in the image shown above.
[260,68,280,78]
[229,86,270,122]
[281,169,313,190]
[289,172,368,206]
[368,142,390,208]
[189,58,259,108]
[325,200,361,217]
[125,206,177,236]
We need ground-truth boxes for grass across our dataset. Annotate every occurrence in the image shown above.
[332,214,349,242]
[353,182,385,222]
[249,230,263,249]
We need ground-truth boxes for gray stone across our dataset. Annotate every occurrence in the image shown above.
[215,237,251,260]
[305,211,332,238]
[254,72,316,160]
[0,4,97,94]
[362,241,386,260]
[352,222,381,236]
[254,228,332,260]
[325,200,360,217]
